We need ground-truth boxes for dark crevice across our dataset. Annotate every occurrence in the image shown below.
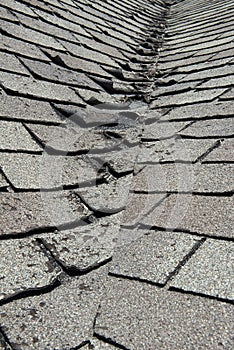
[36,237,112,277]
[0,68,29,77]
[195,139,222,163]
[0,279,61,307]
[93,333,130,350]
[0,116,63,126]
[108,271,166,288]
[169,287,234,305]
[202,160,234,164]
[130,224,234,243]
[132,190,233,196]
[149,96,227,109]
[0,327,13,350]
[180,134,234,140]
[0,86,86,107]
[165,237,206,283]
[0,226,57,241]
[155,114,234,122]
[68,341,90,350]
[0,149,42,155]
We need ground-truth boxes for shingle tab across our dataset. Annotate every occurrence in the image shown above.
[0,121,41,152]
[171,239,234,300]
[95,278,234,350]
[0,153,99,190]
[141,194,234,238]
[0,20,65,50]
[202,139,234,162]
[0,71,85,105]
[110,230,200,285]
[0,191,91,237]
[0,238,61,301]
[0,268,107,350]
[0,52,29,75]
[0,93,64,123]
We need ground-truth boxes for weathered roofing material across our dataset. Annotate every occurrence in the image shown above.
[0,0,233,349]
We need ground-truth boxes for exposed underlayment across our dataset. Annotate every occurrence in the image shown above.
[0,0,233,349]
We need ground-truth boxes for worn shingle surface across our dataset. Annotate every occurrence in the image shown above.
[0,0,233,349]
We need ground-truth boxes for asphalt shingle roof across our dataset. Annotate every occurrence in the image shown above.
[0,0,233,349]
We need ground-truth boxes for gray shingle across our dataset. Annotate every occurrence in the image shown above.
[150,88,226,108]
[0,121,41,152]
[0,191,90,237]
[43,50,112,78]
[122,192,166,227]
[76,89,118,105]
[0,33,50,61]
[171,239,234,300]
[141,194,234,238]
[179,118,234,138]
[0,71,84,105]
[138,138,216,163]
[180,64,234,82]
[0,52,29,75]
[0,238,61,301]
[15,12,79,44]
[76,174,133,214]
[33,8,90,37]
[39,213,122,271]
[59,40,119,68]
[0,6,19,22]
[1,0,37,17]
[20,58,101,90]
[133,163,234,193]
[0,153,99,190]
[95,278,234,350]
[0,20,65,51]
[0,174,8,189]
[25,123,119,153]
[197,74,234,89]
[0,93,64,123]
[142,121,189,140]
[110,230,200,285]
[0,268,107,350]
[160,101,234,121]
[219,87,234,100]
[202,139,234,162]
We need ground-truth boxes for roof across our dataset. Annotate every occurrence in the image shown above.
[0,0,233,349]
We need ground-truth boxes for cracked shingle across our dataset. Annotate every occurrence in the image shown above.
[179,118,234,138]
[0,237,61,301]
[150,88,227,108]
[39,212,123,271]
[160,100,234,121]
[0,268,108,350]
[20,57,102,90]
[138,138,216,163]
[0,191,91,236]
[202,139,234,162]
[76,174,133,214]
